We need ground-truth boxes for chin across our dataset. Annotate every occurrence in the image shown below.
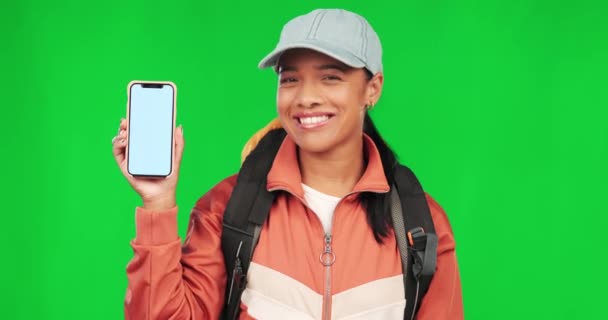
[290,131,338,155]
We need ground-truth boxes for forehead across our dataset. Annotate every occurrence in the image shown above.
[277,48,349,69]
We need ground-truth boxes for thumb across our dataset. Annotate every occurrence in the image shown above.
[174,125,185,166]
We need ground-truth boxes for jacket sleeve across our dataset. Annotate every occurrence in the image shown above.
[415,194,464,319]
[124,175,237,320]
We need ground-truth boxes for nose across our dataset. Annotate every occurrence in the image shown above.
[294,81,322,109]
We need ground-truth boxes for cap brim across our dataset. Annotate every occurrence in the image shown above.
[258,40,366,71]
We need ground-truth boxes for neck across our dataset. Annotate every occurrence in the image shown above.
[298,137,365,198]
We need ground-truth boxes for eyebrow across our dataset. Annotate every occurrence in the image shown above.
[317,64,348,72]
[278,65,296,73]
[278,63,349,73]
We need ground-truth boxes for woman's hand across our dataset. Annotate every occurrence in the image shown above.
[112,118,185,211]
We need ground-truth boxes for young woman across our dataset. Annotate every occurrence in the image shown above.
[113,8,463,320]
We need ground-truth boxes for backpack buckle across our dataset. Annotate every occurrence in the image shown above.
[407,227,438,281]
[407,227,426,249]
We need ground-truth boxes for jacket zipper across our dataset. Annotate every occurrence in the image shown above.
[320,234,335,320]
[268,186,388,320]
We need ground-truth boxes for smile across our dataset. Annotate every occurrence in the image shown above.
[294,113,335,129]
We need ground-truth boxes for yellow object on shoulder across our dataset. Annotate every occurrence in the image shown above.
[240,118,283,164]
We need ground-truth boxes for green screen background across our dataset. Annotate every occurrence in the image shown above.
[3,0,606,319]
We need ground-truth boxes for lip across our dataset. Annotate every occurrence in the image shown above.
[293,112,336,118]
[293,112,336,130]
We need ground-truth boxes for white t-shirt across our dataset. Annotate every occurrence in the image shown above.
[301,183,342,235]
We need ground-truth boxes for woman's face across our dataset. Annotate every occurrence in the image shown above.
[276,49,383,155]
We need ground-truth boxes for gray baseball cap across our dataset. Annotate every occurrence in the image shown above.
[258,9,383,75]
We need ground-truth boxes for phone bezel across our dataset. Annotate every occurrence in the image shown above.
[125,80,177,178]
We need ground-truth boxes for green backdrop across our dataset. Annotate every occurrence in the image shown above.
[3,0,607,319]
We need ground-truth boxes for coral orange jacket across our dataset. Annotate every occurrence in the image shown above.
[124,135,463,319]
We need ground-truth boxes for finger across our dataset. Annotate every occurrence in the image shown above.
[174,125,184,166]
[112,133,128,165]
[119,118,127,132]
[114,129,127,143]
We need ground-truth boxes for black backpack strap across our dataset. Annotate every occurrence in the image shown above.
[390,186,409,293]
[393,164,438,320]
[221,129,287,320]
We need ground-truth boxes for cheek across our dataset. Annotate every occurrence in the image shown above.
[334,90,366,133]
[328,83,366,107]
[276,90,294,129]
[276,91,288,116]
[327,88,365,119]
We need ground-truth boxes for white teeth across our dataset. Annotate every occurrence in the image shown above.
[299,115,329,125]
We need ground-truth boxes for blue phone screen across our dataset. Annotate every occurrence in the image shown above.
[127,83,174,176]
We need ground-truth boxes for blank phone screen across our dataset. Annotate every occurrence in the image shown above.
[127,83,174,176]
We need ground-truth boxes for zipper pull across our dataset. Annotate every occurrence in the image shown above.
[320,234,336,266]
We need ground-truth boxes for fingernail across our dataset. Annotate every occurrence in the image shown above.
[179,125,183,134]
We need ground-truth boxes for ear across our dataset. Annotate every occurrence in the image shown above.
[365,72,384,106]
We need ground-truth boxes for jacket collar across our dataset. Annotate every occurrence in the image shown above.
[266,134,390,199]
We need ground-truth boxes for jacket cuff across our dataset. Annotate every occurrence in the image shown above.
[134,206,179,245]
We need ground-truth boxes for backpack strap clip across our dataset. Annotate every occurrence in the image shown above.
[226,241,247,308]
[407,227,438,282]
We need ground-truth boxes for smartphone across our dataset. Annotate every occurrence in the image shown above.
[126,81,177,177]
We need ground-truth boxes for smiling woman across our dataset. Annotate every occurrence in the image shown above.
[276,49,382,157]
[115,8,463,320]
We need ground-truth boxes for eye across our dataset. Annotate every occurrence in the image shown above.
[279,77,298,85]
[322,74,342,81]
